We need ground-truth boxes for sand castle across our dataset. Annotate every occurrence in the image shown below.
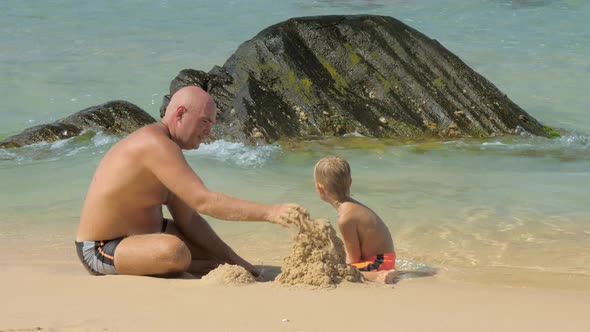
[203,212,362,287]
[275,215,362,287]
[201,263,257,285]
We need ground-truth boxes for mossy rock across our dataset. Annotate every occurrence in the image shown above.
[164,15,553,144]
[0,101,156,148]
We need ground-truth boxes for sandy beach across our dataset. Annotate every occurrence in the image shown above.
[2,250,589,332]
[2,1,590,332]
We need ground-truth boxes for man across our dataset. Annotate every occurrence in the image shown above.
[76,86,306,277]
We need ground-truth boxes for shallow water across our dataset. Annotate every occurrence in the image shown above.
[1,0,589,289]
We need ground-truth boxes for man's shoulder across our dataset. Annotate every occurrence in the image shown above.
[112,125,176,164]
[132,123,163,139]
[129,124,175,149]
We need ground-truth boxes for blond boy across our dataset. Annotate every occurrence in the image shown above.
[314,156,396,284]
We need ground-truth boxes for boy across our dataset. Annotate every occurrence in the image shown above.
[314,156,396,284]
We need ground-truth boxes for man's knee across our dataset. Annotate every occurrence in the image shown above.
[156,235,191,273]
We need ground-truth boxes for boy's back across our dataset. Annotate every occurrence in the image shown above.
[337,198,394,263]
[314,155,397,283]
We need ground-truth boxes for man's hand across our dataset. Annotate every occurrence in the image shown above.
[231,256,260,277]
[242,261,260,278]
[267,203,309,228]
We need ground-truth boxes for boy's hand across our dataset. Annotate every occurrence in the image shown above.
[267,203,309,228]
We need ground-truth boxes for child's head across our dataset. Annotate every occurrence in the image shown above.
[314,156,351,203]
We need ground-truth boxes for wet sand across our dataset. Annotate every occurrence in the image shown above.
[1,251,589,332]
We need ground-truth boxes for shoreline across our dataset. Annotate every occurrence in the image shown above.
[2,223,589,331]
[2,260,589,332]
[3,228,589,294]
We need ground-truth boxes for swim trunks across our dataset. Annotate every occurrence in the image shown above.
[351,253,396,272]
[75,218,170,275]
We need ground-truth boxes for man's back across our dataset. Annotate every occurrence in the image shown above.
[338,199,394,261]
[77,124,170,241]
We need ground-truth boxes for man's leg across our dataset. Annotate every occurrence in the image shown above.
[114,233,191,276]
[164,220,223,276]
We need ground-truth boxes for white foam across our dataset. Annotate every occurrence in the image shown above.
[91,132,118,147]
[50,139,69,150]
[343,131,365,137]
[65,146,89,157]
[186,140,280,168]
[0,149,17,161]
[481,141,506,146]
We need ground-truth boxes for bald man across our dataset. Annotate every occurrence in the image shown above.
[76,86,306,277]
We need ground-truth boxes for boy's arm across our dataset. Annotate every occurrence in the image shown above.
[338,216,361,264]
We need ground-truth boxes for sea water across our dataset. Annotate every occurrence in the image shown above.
[1,0,589,289]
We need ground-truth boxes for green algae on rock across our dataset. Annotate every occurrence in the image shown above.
[0,101,156,148]
[161,15,554,143]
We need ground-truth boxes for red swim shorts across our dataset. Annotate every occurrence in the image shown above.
[351,253,396,271]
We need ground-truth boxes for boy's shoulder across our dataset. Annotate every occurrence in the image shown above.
[337,200,374,224]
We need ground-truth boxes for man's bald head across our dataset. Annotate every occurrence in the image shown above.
[165,86,215,119]
[162,86,217,149]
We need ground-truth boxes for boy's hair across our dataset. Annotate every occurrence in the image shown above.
[314,156,351,201]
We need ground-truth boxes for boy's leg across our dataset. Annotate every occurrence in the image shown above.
[360,269,397,284]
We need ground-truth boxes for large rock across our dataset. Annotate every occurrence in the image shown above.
[162,15,556,143]
[0,100,156,148]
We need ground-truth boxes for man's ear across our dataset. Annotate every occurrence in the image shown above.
[175,106,187,121]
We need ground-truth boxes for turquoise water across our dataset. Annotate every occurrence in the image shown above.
[1,0,589,289]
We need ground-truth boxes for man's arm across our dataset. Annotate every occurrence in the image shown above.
[167,193,258,275]
[338,216,361,264]
[142,133,305,225]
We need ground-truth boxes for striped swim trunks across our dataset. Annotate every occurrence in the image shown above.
[75,238,122,275]
[75,218,169,275]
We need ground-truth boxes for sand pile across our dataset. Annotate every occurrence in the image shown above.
[275,216,362,287]
[201,264,256,285]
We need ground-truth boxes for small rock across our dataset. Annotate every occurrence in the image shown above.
[252,128,264,139]
[298,111,308,121]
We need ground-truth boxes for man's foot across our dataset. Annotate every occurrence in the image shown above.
[376,269,397,284]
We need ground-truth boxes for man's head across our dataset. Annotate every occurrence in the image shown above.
[162,86,216,150]
[314,156,352,203]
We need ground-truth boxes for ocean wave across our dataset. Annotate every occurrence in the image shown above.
[440,132,590,161]
[1,133,280,168]
[2,130,588,166]
[185,140,281,168]
[0,131,119,165]
[0,149,17,161]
